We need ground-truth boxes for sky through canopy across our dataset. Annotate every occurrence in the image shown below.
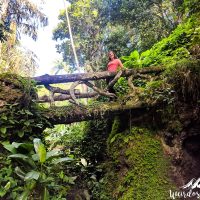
[20,0,65,75]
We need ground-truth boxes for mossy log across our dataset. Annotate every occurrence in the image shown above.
[0,73,36,109]
[42,100,156,124]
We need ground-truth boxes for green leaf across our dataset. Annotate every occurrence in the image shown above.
[46,150,63,160]
[32,153,39,161]
[33,138,46,163]
[1,115,7,120]
[24,121,30,126]
[25,171,40,181]
[12,142,25,148]
[9,119,15,124]
[2,142,17,153]
[18,190,30,200]
[141,50,150,58]
[18,131,24,138]
[110,135,118,144]
[26,180,36,190]
[52,157,73,165]
[8,154,29,160]
[4,182,11,190]
[66,176,77,184]
[130,50,140,60]
[0,127,7,134]
[15,167,26,180]
[24,110,33,115]
[42,187,49,200]
[121,56,130,61]
[12,142,33,152]
[0,190,7,197]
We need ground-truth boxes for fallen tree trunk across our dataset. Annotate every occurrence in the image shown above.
[42,100,156,124]
[34,67,164,85]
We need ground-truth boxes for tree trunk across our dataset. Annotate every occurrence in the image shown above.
[33,67,164,85]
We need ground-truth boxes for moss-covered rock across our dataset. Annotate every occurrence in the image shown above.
[0,73,36,108]
[0,73,50,141]
[102,127,175,200]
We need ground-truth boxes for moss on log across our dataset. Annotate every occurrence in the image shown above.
[42,100,156,124]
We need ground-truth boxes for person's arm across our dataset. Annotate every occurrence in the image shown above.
[118,59,124,69]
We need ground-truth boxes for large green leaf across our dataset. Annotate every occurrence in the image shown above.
[12,142,33,152]
[52,157,73,165]
[12,142,24,149]
[32,153,39,161]
[121,56,130,61]
[2,142,17,153]
[8,154,29,160]
[2,142,33,153]
[25,171,40,181]
[15,166,26,180]
[46,150,63,160]
[33,138,46,163]
[130,50,140,60]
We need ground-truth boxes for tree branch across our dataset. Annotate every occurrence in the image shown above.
[38,92,98,103]
[84,81,116,98]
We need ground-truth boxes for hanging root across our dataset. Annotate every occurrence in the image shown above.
[107,70,123,89]
[84,81,116,98]
[44,84,55,106]
[69,99,86,109]
[70,81,82,105]
[128,75,140,96]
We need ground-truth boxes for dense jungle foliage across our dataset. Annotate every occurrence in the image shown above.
[0,0,200,199]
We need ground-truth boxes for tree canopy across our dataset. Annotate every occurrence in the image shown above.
[53,0,186,73]
[0,0,47,75]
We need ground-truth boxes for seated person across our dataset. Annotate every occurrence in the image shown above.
[106,51,124,94]
[107,51,124,72]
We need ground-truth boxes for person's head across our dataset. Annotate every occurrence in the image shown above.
[108,51,117,61]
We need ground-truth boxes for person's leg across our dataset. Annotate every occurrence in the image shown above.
[106,77,115,93]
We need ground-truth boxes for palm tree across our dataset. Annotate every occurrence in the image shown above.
[51,60,70,75]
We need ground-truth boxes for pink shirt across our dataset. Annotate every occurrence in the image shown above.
[107,59,123,72]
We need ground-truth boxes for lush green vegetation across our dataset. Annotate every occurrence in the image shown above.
[53,0,185,72]
[122,13,200,68]
[0,0,200,199]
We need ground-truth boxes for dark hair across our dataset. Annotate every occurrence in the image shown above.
[108,51,118,61]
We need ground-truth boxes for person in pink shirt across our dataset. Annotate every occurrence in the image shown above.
[106,51,124,97]
[107,51,124,72]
